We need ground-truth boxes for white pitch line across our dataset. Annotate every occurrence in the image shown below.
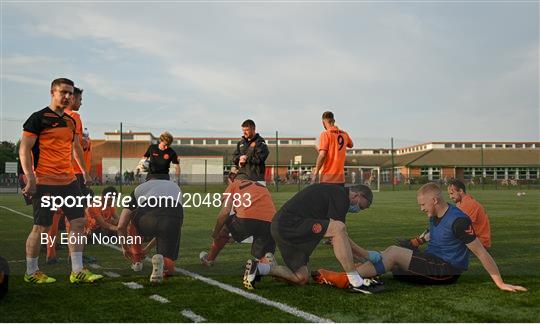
[149,294,170,304]
[0,206,33,220]
[122,281,144,290]
[2,206,334,323]
[103,271,121,278]
[88,263,102,269]
[181,309,206,323]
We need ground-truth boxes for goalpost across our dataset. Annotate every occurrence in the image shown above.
[344,166,381,192]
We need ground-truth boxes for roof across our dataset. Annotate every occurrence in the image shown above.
[346,149,540,168]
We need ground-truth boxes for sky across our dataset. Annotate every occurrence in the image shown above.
[1,1,538,148]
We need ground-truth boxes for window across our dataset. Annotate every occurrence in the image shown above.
[268,140,277,145]
[507,168,517,179]
[445,144,452,148]
[373,150,380,154]
[464,168,473,179]
[525,143,533,148]
[518,168,528,180]
[495,144,503,148]
[485,168,495,179]
[206,139,217,145]
[431,167,441,180]
[495,167,506,180]
[474,168,484,178]
[179,139,191,145]
[280,140,289,145]
[464,143,473,148]
[193,139,203,145]
[529,168,539,179]
[292,140,301,145]
[218,140,229,145]
[505,144,513,148]
[484,144,492,148]
[121,134,133,140]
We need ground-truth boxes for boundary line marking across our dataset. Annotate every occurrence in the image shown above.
[149,294,170,304]
[122,281,144,289]
[1,205,334,323]
[181,309,206,323]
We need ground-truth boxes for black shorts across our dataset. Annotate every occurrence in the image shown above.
[392,250,462,285]
[225,214,275,259]
[132,206,184,260]
[270,213,329,272]
[32,180,84,227]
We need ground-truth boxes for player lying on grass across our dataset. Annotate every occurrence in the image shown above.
[243,184,384,294]
[397,179,491,250]
[117,175,184,283]
[200,170,277,266]
[312,182,527,293]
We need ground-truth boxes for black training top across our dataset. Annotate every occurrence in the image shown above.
[144,144,179,175]
[232,133,269,182]
[277,184,349,222]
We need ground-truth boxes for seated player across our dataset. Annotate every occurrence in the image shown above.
[243,184,383,294]
[313,183,526,293]
[397,179,491,250]
[199,170,277,266]
[117,174,184,283]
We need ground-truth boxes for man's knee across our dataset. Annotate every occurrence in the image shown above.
[69,217,86,229]
[31,225,50,233]
[326,220,347,238]
[294,267,310,285]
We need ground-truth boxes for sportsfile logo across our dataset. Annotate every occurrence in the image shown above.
[40,192,252,210]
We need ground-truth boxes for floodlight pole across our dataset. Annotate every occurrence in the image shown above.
[481,144,484,190]
[120,122,123,192]
[275,130,279,192]
[391,137,395,191]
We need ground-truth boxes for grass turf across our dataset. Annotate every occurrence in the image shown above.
[0,187,538,322]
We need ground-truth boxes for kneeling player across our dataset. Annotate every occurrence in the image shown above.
[200,172,277,266]
[313,183,526,293]
[243,184,383,294]
[117,175,183,283]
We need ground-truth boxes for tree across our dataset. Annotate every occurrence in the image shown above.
[0,141,17,174]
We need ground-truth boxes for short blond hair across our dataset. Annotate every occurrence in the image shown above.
[159,131,173,146]
[417,182,443,199]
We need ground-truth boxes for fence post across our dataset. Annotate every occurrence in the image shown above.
[204,159,207,193]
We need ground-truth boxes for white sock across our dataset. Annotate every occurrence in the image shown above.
[26,257,39,275]
[347,271,364,287]
[71,252,83,273]
[257,262,271,276]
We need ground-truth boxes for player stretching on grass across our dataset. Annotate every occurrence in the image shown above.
[20,78,102,284]
[243,184,383,293]
[397,179,492,250]
[199,170,277,266]
[117,174,184,283]
[312,183,526,293]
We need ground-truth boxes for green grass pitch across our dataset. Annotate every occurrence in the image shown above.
[0,187,539,322]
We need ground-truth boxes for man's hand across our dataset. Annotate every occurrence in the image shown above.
[83,172,92,185]
[239,155,247,167]
[22,177,37,198]
[396,236,426,250]
[367,251,382,263]
[310,173,317,184]
[122,247,132,261]
[497,283,527,292]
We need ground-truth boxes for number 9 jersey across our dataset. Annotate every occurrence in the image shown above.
[317,125,353,184]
